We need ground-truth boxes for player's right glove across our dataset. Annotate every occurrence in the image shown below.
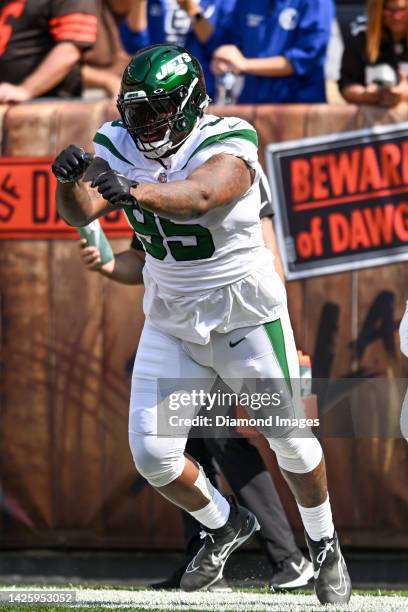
[91,169,139,206]
[52,145,93,183]
[399,301,408,358]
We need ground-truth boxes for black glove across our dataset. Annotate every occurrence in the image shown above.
[91,170,139,206]
[52,145,94,183]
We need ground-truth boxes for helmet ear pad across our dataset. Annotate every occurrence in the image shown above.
[173,117,188,132]
[172,83,206,135]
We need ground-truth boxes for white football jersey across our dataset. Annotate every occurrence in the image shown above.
[92,115,286,343]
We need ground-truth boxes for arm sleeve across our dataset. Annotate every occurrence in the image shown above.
[49,0,97,49]
[283,0,334,76]
[131,233,144,251]
[260,200,273,218]
[119,18,150,55]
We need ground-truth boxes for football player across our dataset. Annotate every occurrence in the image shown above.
[52,44,351,603]
[76,177,314,592]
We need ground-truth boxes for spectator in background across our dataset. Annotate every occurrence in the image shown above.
[211,0,334,104]
[0,0,97,102]
[118,0,236,98]
[82,0,131,99]
[339,0,408,107]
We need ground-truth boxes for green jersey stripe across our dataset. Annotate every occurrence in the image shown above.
[93,132,133,165]
[199,117,224,130]
[263,320,293,396]
[182,129,258,169]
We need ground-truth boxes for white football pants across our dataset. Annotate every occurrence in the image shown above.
[129,312,323,488]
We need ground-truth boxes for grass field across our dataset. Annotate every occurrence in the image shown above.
[0,586,407,611]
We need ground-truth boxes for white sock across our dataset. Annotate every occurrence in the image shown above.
[189,486,230,529]
[298,495,335,542]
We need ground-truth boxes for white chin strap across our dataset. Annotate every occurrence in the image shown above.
[137,127,174,159]
[137,119,200,160]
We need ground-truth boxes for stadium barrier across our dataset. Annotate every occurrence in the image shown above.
[0,100,407,549]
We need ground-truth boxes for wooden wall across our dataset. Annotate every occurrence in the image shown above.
[0,100,407,549]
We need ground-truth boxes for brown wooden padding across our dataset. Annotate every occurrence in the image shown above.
[0,105,10,151]
[1,102,57,544]
[0,241,55,540]
[3,103,59,155]
[0,101,408,548]
[55,100,110,152]
[49,240,105,533]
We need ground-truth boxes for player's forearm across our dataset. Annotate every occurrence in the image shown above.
[243,55,294,77]
[57,182,104,226]
[21,43,81,98]
[130,154,251,219]
[100,250,144,284]
[133,180,210,220]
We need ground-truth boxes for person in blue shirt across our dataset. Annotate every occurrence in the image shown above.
[119,0,235,99]
[211,0,335,104]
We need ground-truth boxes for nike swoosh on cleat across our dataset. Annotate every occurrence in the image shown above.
[185,558,201,573]
[329,558,348,597]
[185,545,205,574]
[228,121,241,129]
[210,529,242,565]
[291,560,304,575]
[229,337,246,348]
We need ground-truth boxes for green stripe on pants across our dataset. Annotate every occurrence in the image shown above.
[263,320,293,396]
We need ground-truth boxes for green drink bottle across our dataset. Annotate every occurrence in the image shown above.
[77,220,114,266]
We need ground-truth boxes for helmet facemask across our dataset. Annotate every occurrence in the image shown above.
[118,78,209,159]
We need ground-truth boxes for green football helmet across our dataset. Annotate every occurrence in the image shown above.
[117,44,209,159]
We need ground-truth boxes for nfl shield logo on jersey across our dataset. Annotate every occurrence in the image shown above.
[158,171,168,183]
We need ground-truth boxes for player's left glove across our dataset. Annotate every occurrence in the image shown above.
[91,170,139,206]
[399,301,408,358]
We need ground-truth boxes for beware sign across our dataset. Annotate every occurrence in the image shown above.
[0,157,132,239]
[265,123,408,279]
